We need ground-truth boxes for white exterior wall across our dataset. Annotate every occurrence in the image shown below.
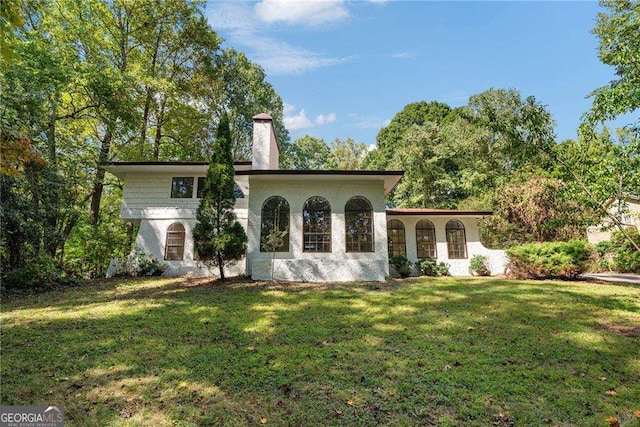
[120,172,248,277]
[386,215,507,276]
[252,120,279,170]
[247,177,390,282]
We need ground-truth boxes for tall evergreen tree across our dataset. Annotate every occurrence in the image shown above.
[192,113,247,281]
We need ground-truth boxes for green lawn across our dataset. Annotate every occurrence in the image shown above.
[1,277,639,426]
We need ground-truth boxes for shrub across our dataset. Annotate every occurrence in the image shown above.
[111,248,168,277]
[2,255,85,291]
[506,240,593,280]
[469,255,491,276]
[418,258,451,277]
[389,255,413,278]
[611,228,640,273]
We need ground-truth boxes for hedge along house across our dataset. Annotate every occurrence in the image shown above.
[104,114,506,281]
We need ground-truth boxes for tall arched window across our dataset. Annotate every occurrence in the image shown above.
[345,196,374,252]
[416,219,437,259]
[387,219,406,257]
[260,196,290,252]
[165,223,185,260]
[303,197,331,252]
[446,220,467,259]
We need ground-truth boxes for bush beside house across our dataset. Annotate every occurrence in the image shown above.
[506,240,593,280]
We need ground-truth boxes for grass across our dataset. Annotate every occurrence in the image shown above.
[1,276,639,426]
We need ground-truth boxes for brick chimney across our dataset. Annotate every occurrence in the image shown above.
[252,113,279,170]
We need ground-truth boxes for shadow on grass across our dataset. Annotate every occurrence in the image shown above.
[1,276,639,426]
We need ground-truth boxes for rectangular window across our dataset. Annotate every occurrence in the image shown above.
[196,177,245,199]
[171,177,194,198]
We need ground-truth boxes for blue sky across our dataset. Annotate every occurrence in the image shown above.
[206,1,629,147]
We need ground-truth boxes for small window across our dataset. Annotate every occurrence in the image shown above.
[260,196,290,252]
[171,177,194,198]
[345,196,374,252]
[196,177,245,199]
[387,219,406,257]
[165,223,185,260]
[303,196,331,252]
[416,219,437,259]
[446,220,467,259]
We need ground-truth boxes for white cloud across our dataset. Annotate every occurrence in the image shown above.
[206,2,350,75]
[391,51,418,59]
[284,109,314,130]
[255,0,348,26]
[315,113,336,125]
[284,107,337,130]
[283,102,296,115]
[348,113,391,129]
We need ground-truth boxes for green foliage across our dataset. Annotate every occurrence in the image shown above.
[330,137,368,170]
[469,255,491,276]
[2,254,84,291]
[193,113,247,280]
[583,0,640,131]
[363,101,454,170]
[611,228,640,273]
[389,255,413,277]
[110,248,168,278]
[481,177,595,248]
[417,258,451,277]
[506,240,593,280]
[283,135,333,170]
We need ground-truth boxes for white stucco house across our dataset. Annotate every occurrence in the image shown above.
[104,114,506,281]
[587,194,640,244]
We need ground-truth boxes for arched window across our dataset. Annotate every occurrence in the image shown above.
[446,220,467,259]
[303,196,331,252]
[387,219,406,257]
[416,219,437,259]
[165,223,185,260]
[260,196,290,252]
[345,197,374,252]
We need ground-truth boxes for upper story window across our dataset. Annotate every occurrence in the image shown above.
[196,177,245,199]
[345,196,374,252]
[260,196,290,252]
[303,196,331,252]
[171,177,194,198]
[416,219,437,259]
[387,219,406,257]
[165,223,185,260]
[446,220,467,259]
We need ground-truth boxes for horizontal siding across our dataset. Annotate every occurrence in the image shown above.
[121,172,248,218]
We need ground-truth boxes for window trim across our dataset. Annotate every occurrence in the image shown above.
[260,196,290,253]
[445,220,467,259]
[387,219,406,257]
[165,223,186,260]
[302,196,332,253]
[170,177,194,199]
[345,196,374,253]
[416,219,437,259]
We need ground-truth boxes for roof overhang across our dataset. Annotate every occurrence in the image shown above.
[241,169,404,195]
[102,161,253,178]
[386,208,493,217]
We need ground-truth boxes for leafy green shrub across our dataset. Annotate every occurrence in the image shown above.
[418,258,451,277]
[2,255,85,291]
[611,228,640,273]
[506,240,593,280]
[389,255,413,277]
[112,248,168,277]
[469,255,491,276]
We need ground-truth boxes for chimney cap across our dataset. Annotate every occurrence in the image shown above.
[253,112,273,121]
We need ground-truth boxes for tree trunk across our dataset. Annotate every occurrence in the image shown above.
[217,253,225,281]
[152,96,167,160]
[89,126,113,225]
